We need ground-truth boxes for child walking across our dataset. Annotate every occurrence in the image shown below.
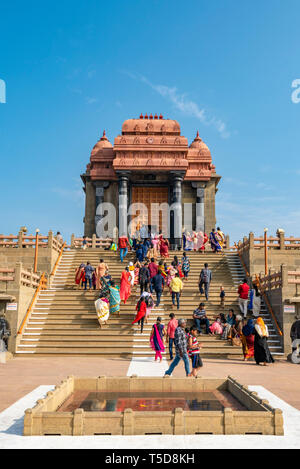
[188,326,203,377]
[220,286,225,307]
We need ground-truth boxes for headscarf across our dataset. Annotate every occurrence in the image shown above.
[256,317,267,336]
[242,319,254,336]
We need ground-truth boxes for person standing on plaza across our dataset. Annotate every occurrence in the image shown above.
[241,318,255,361]
[199,263,212,301]
[150,317,166,362]
[170,273,183,310]
[188,326,203,376]
[193,302,210,335]
[164,319,191,377]
[118,233,130,263]
[166,313,178,360]
[254,317,274,366]
[238,278,250,318]
[84,262,95,291]
[151,271,165,307]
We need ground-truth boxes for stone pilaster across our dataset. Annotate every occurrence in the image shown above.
[170,172,184,250]
[117,172,130,236]
[95,182,109,237]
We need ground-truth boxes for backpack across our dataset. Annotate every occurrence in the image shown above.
[145,296,154,308]
[202,269,209,283]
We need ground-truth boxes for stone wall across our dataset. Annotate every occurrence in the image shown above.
[0,263,42,353]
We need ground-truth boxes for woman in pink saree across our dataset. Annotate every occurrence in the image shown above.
[152,234,160,257]
[150,317,166,362]
[195,231,205,251]
[159,235,169,258]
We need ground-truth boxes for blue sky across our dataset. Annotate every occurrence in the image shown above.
[1,0,300,244]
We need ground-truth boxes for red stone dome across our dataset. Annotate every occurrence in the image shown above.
[121,117,181,135]
[91,130,113,156]
[189,131,211,157]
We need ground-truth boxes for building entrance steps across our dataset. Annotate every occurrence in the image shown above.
[16,250,284,358]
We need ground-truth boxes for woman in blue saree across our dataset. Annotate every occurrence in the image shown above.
[210,228,222,253]
[108,280,121,315]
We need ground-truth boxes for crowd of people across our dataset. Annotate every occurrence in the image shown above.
[74,227,276,374]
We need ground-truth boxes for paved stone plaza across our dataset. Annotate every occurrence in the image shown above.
[1,356,299,412]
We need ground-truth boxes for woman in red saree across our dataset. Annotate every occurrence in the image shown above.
[132,298,147,333]
[159,235,169,258]
[120,267,132,304]
[75,263,85,289]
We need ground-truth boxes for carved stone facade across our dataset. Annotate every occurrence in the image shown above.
[81,115,221,247]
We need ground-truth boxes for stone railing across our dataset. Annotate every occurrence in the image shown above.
[237,232,300,253]
[0,262,48,354]
[0,230,63,253]
[71,235,113,249]
[253,264,300,355]
[0,263,46,290]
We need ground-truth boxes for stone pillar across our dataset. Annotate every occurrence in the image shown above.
[196,187,205,232]
[84,178,96,237]
[170,173,183,250]
[95,186,105,236]
[118,173,129,236]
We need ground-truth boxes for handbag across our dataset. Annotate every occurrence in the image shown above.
[231,336,242,347]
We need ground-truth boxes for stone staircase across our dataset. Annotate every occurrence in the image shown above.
[16,249,283,358]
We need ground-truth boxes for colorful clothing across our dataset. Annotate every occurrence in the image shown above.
[159,236,169,258]
[95,297,110,325]
[109,285,120,314]
[150,323,165,352]
[120,271,131,304]
[75,265,85,285]
[210,231,222,252]
[181,256,190,275]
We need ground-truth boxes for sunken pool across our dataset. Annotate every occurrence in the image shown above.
[23,376,284,436]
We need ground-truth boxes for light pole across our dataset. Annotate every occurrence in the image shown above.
[264,228,268,276]
[34,229,40,273]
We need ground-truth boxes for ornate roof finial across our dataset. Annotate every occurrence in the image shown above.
[159,113,163,119]
[140,113,143,119]
[154,113,158,119]
[196,130,199,138]
[149,113,153,119]
[144,113,148,119]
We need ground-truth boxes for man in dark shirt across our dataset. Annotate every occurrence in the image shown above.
[199,263,212,301]
[139,264,150,293]
[151,272,165,307]
[84,262,95,291]
[165,318,191,377]
[193,302,210,334]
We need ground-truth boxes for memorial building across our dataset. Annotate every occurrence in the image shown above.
[81,114,221,248]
